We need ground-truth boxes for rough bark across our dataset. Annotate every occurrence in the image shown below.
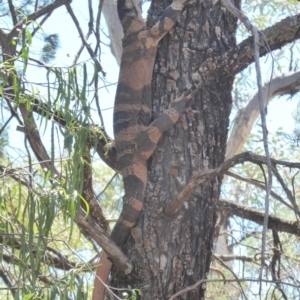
[109,0,240,299]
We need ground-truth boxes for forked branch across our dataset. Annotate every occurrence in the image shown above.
[164,152,300,216]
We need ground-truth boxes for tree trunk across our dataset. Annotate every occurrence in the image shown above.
[110,0,240,299]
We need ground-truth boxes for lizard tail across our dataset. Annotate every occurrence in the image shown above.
[92,252,112,300]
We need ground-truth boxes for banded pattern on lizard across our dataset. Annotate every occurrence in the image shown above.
[92,0,198,298]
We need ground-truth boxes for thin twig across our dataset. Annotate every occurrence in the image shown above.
[213,255,248,300]
[164,152,297,216]
[272,166,300,217]
[94,74,105,127]
[72,1,94,65]
[169,277,300,300]
[34,0,39,12]
[270,227,287,300]
[94,0,104,56]
[31,12,52,37]
[254,25,273,282]
[0,115,14,136]
[226,171,293,210]
[97,172,118,199]
[65,3,105,75]
[24,136,33,188]
[221,0,272,285]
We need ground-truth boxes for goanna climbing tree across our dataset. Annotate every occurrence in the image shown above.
[92,0,200,298]
[111,1,239,299]
[94,0,239,299]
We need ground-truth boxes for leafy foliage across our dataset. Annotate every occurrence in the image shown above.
[0,3,116,298]
[41,34,60,63]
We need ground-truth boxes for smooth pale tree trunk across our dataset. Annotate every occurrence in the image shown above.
[108,1,240,299]
[102,0,122,65]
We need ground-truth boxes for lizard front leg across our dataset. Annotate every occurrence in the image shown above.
[135,85,201,157]
[148,0,190,43]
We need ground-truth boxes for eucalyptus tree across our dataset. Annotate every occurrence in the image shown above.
[1,0,300,299]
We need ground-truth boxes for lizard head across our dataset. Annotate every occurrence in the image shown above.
[118,0,145,37]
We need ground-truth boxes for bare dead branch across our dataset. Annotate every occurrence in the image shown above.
[219,199,300,236]
[72,0,95,65]
[270,227,287,300]
[164,152,300,216]
[94,0,103,56]
[0,165,30,187]
[75,210,132,274]
[209,267,226,282]
[0,115,14,136]
[97,172,117,199]
[94,74,105,126]
[31,12,52,37]
[213,253,255,263]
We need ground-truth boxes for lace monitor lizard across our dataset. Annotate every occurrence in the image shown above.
[92,0,200,298]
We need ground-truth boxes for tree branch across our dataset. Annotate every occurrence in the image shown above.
[17,103,59,174]
[75,211,132,274]
[213,253,255,263]
[3,90,116,170]
[0,235,77,271]
[272,165,300,216]
[203,13,300,81]
[218,199,300,236]
[0,165,30,187]
[226,71,300,159]
[82,147,111,234]
[8,0,72,40]
[164,152,300,216]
